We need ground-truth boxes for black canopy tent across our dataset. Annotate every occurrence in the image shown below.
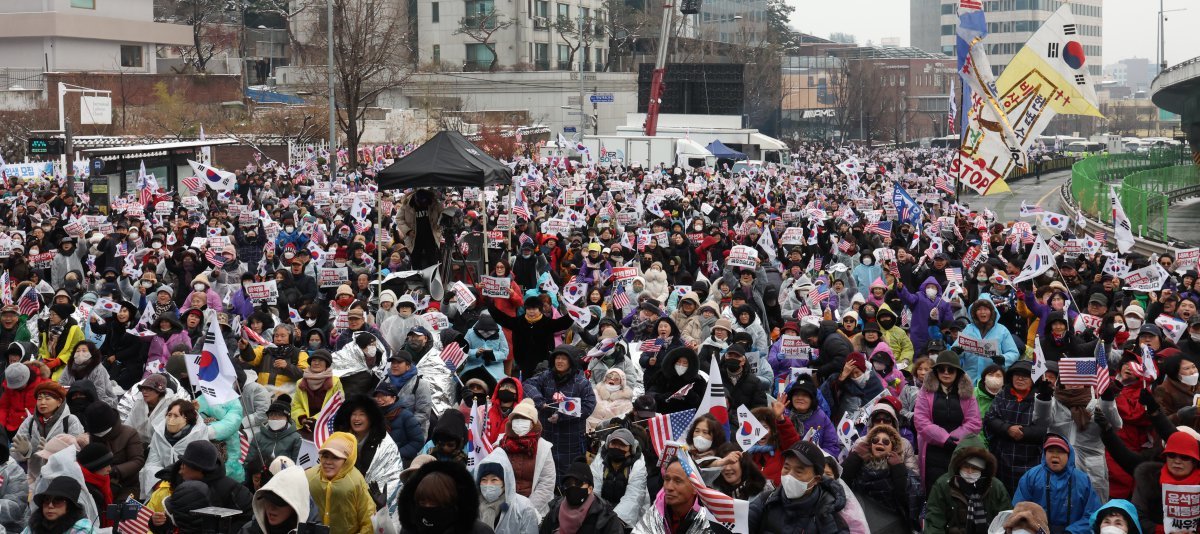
[376,130,513,190]
[375,130,514,271]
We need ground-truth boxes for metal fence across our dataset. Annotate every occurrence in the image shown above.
[0,68,45,91]
[1070,149,1197,241]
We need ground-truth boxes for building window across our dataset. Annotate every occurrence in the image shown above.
[70,0,95,8]
[432,2,439,22]
[465,43,495,70]
[120,45,143,68]
[432,44,441,63]
[535,0,548,16]
[557,3,569,21]
[557,44,569,69]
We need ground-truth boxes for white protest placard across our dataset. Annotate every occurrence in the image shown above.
[779,227,805,245]
[1177,248,1200,274]
[155,201,174,217]
[487,231,506,248]
[564,187,585,205]
[245,280,279,305]
[208,236,231,250]
[318,268,349,289]
[779,335,812,363]
[1163,484,1200,533]
[495,214,512,231]
[481,276,512,298]
[451,282,477,307]
[1125,264,1166,292]
[956,334,999,359]
[190,237,207,250]
[181,196,201,210]
[28,252,54,270]
[727,245,758,269]
[542,219,571,236]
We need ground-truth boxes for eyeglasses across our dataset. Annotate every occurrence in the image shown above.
[870,438,891,446]
[936,367,958,374]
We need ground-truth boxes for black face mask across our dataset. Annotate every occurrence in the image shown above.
[564,486,589,507]
[723,358,742,373]
[606,448,627,462]
[415,506,456,534]
[878,318,895,329]
[496,390,517,403]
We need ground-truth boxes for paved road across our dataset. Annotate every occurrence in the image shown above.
[1167,197,1200,247]
[959,169,1072,223]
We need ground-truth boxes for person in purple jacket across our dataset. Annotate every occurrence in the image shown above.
[895,276,955,352]
[227,272,256,321]
[786,377,841,457]
[1019,283,1078,340]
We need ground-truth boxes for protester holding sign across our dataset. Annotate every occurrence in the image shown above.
[956,298,1021,382]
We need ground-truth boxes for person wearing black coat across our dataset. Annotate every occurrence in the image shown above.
[158,441,253,534]
[720,343,768,427]
[94,299,148,389]
[1038,311,1098,362]
[487,295,574,378]
[538,461,624,534]
[398,460,495,534]
[646,347,707,414]
[801,320,855,382]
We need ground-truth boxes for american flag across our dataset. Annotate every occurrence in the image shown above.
[945,268,963,284]
[0,272,9,306]
[935,175,955,196]
[610,285,630,310]
[837,239,853,254]
[353,220,370,234]
[807,286,829,305]
[117,497,154,534]
[1093,229,1107,243]
[647,408,696,456]
[813,256,823,271]
[239,428,251,462]
[242,326,270,347]
[668,383,695,400]
[518,233,534,248]
[204,248,226,269]
[441,341,467,370]
[181,176,203,194]
[17,287,39,316]
[512,191,531,220]
[313,390,344,448]
[1060,342,1111,392]
[675,448,737,525]
[639,338,665,353]
[867,220,893,237]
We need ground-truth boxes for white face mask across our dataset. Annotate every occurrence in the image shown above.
[1191,332,1200,343]
[480,484,504,503]
[675,364,689,376]
[692,436,712,452]
[853,371,872,386]
[1126,318,1143,330]
[872,362,887,373]
[364,345,377,357]
[985,375,1004,393]
[194,284,206,292]
[1099,527,1127,534]
[1183,373,1199,386]
[74,352,91,364]
[862,258,873,266]
[958,470,981,484]
[925,288,938,299]
[94,428,111,437]
[268,419,288,431]
[511,418,532,436]
[781,474,810,499]
[285,226,295,233]
[605,384,621,392]
[305,319,317,327]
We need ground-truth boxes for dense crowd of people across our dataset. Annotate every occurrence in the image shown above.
[0,140,1195,534]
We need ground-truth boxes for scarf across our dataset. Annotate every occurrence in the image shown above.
[302,369,333,391]
[153,300,174,319]
[955,477,989,531]
[165,424,193,445]
[479,496,503,529]
[81,467,114,527]
[389,367,419,391]
[502,432,540,455]
[1054,387,1094,430]
[556,492,594,533]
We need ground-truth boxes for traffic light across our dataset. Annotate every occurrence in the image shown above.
[680,0,701,15]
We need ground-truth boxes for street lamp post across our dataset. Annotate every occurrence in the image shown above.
[328,0,337,177]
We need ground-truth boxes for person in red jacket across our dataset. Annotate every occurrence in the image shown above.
[484,377,525,446]
[0,361,45,433]
[748,396,801,486]
[1108,351,1154,499]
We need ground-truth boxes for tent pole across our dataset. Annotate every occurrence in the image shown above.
[482,186,489,267]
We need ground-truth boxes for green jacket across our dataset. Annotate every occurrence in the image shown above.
[923,435,1010,534]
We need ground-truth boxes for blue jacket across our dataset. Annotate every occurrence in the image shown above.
[382,403,424,463]
[851,262,882,299]
[955,297,1021,382]
[274,229,309,252]
[896,276,955,352]
[1012,437,1102,534]
[462,327,509,382]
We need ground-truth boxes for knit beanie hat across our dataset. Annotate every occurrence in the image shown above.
[5,363,30,389]
[33,381,66,402]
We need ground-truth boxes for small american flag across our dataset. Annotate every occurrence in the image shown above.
[181,176,203,194]
[1093,229,1107,243]
[518,233,534,247]
[1059,343,1111,392]
[239,428,251,462]
[807,286,829,305]
[204,248,226,269]
[0,272,9,306]
[313,390,344,448]
[17,287,39,316]
[668,383,695,400]
[837,239,853,254]
[813,256,823,271]
[441,341,467,370]
[676,448,738,525]
[935,175,955,196]
[353,219,370,234]
[945,268,963,284]
[639,338,665,353]
[867,220,893,237]
[117,497,154,534]
[647,409,696,456]
[610,285,630,310]
[900,307,912,328]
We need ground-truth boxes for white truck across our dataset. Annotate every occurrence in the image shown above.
[578,135,707,169]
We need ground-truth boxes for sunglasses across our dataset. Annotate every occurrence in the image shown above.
[936,366,958,374]
[42,497,69,507]
[870,438,891,446]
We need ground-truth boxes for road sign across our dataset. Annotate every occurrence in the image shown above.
[590,93,614,103]
[563,127,577,133]
[28,138,64,156]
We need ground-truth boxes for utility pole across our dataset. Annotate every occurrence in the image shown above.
[328,0,338,177]
[578,0,585,139]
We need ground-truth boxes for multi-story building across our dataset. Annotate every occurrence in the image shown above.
[414,0,609,72]
[0,0,191,74]
[1105,57,1156,93]
[910,0,1103,78]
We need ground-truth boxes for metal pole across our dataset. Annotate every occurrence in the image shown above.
[57,82,66,175]
[578,0,585,139]
[328,0,338,178]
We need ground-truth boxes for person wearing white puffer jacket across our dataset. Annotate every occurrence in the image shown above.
[641,262,670,304]
[481,398,556,518]
[378,294,434,352]
[587,368,635,432]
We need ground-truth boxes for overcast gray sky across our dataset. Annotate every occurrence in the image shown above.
[788,0,1200,67]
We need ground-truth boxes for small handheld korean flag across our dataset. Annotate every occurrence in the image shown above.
[734,405,768,450]
[557,397,582,417]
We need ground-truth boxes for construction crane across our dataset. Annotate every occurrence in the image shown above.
[643,0,700,136]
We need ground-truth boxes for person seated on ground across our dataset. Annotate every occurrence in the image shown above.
[475,459,539,534]
[26,477,94,534]
[540,460,623,534]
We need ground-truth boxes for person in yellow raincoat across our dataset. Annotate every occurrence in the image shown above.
[306,432,375,534]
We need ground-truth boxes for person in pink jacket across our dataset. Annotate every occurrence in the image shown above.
[914,350,982,493]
